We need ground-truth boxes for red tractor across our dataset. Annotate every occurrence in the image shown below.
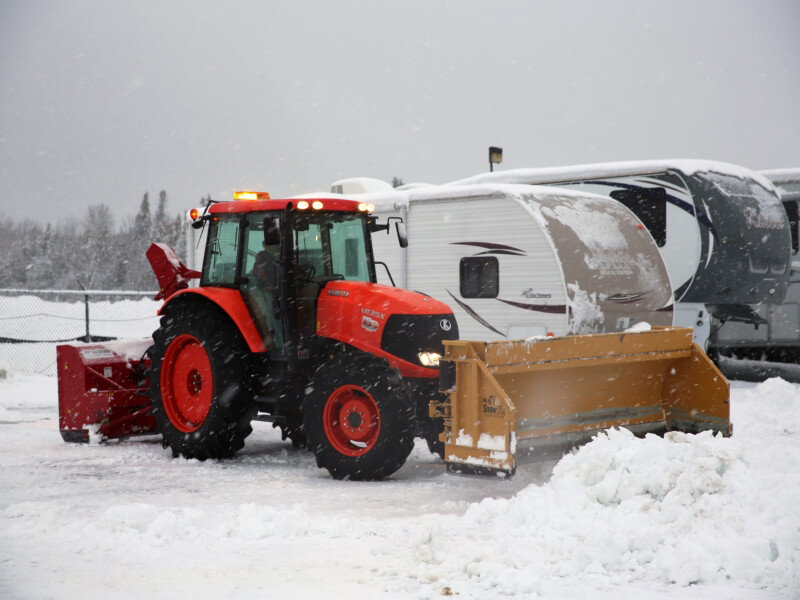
[60,192,458,481]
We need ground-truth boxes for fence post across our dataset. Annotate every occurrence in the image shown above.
[77,280,91,342]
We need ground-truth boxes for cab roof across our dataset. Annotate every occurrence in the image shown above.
[208,196,370,215]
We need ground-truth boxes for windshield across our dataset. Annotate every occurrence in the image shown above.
[201,216,240,286]
[293,212,373,282]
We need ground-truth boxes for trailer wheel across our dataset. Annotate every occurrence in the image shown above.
[304,353,414,480]
[148,301,257,460]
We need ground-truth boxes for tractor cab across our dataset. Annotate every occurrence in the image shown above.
[197,195,380,360]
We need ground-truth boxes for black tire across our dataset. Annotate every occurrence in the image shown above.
[410,380,446,460]
[276,414,307,449]
[303,353,415,480]
[148,300,257,460]
[425,415,445,460]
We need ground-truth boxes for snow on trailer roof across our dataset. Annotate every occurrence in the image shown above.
[449,158,777,190]
[761,168,800,186]
[354,181,632,213]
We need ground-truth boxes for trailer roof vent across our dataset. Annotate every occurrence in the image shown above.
[330,178,394,195]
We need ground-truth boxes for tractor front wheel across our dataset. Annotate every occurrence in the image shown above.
[304,353,415,480]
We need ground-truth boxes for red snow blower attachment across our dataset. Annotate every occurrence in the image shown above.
[57,339,156,443]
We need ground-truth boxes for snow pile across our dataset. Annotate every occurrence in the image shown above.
[415,429,796,596]
[411,379,800,596]
[1,364,799,598]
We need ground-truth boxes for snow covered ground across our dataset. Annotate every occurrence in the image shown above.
[1,295,799,598]
[1,369,798,599]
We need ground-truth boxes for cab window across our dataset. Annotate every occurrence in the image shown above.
[293,213,371,282]
[241,213,283,277]
[201,217,240,285]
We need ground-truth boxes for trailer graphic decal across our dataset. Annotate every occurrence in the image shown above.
[565,179,720,242]
[522,289,552,299]
[604,291,651,304]
[446,290,506,337]
[450,241,526,256]
[497,298,569,314]
[446,290,569,337]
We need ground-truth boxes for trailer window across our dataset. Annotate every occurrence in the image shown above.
[460,257,499,298]
[610,187,667,247]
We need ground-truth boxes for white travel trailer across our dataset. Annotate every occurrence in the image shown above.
[450,160,793,351]
[712,168,800,380]
[333,183,674,340]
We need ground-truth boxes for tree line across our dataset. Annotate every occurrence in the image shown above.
[0,191,189,292]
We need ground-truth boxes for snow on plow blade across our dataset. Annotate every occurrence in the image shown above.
[430,327,731,474]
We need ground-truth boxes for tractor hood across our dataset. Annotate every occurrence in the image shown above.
[316,281,459,378]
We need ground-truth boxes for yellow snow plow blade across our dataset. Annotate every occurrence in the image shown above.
[430,327,731,474]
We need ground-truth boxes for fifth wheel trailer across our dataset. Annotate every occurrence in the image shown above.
[331,182,674,340]
[449,160,793,362]
[712,168,800,381]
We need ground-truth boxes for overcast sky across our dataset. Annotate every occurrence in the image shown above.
[2,0,799,225]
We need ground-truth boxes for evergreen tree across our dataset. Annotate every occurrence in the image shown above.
[0,190,187,291]
[82,204,114,288]
[130,193,154,289]
[152,190,171,245]
[26,223,56,289]
[134,192,152,240]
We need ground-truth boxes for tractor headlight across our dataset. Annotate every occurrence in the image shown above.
[418,351,442,367]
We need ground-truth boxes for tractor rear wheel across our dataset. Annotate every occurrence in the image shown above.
[148,301,257,459]
[304,353,415,480]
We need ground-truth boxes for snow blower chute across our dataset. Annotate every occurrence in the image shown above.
[430,326,731,474]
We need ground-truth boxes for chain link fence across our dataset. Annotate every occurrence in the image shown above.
[0,289,161,377]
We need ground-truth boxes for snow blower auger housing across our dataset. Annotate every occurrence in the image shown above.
[431,326,731,474]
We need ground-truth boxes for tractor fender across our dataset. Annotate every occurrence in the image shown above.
[159,288,267,353]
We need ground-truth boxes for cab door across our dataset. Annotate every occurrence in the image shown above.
[239,212,286,355]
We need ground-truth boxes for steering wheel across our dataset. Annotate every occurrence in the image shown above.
[298,263,316,282]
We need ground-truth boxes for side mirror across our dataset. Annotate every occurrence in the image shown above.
[396,221,408,248]
[264,217,281,246]
[368,218,389,233]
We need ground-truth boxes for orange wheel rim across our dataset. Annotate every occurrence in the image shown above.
[160,334,213,432]
[322,384,381,457]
